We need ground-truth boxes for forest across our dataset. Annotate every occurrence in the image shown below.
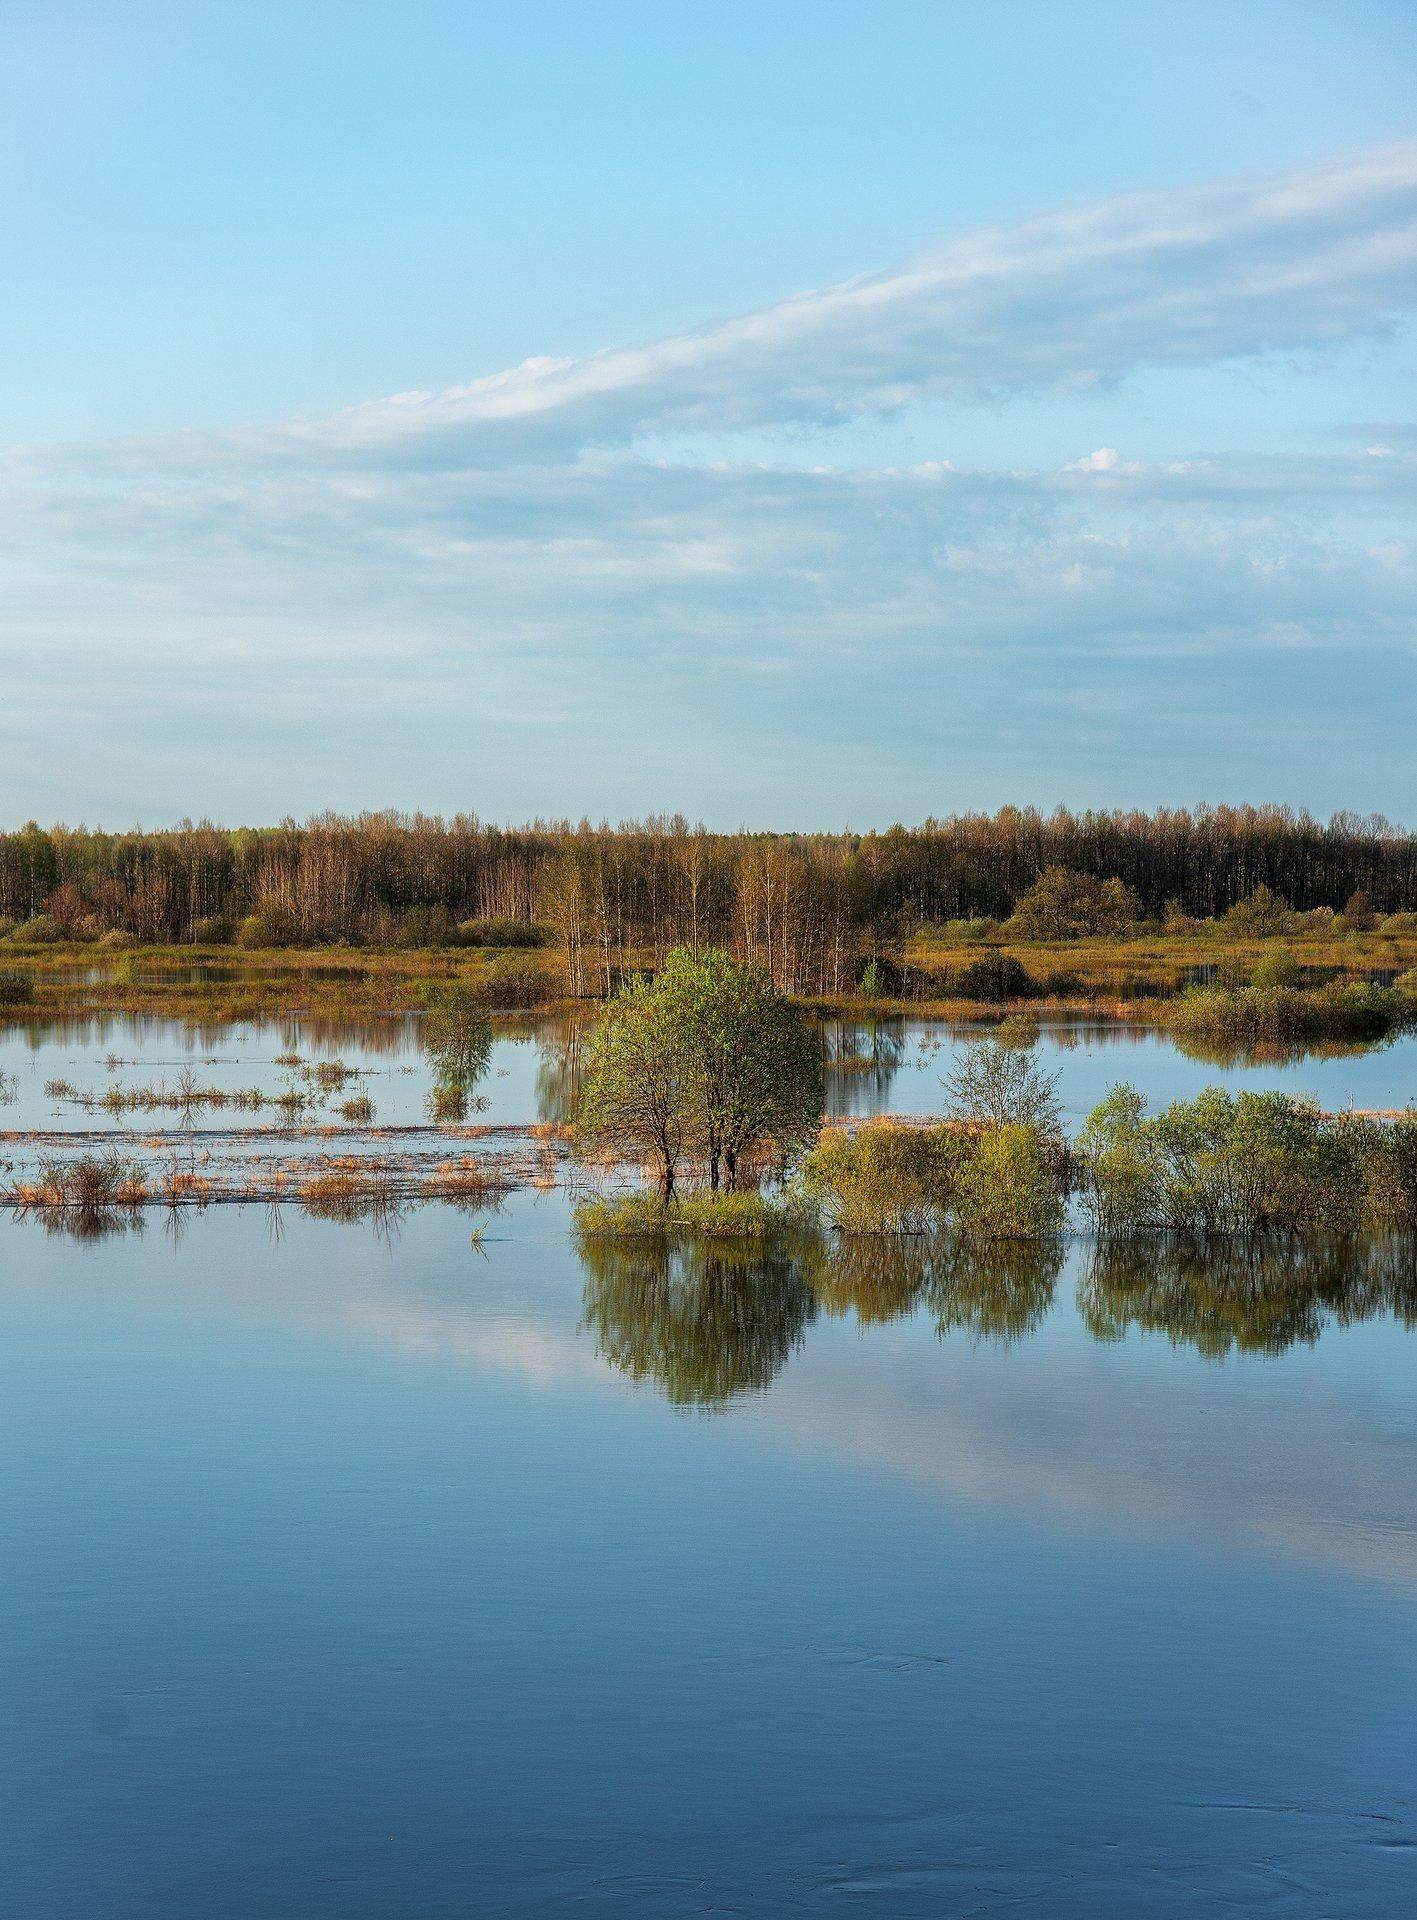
[0,805,1413,997]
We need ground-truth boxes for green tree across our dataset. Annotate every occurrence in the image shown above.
[1008,866,1141,940]
[576,977,699,1199]
[654,946,824,1190]
[944,1037,1063,1139]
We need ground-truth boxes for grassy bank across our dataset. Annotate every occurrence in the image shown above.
[1,926,1415,1026]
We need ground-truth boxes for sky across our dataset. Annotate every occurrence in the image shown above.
[1,0,1414,829]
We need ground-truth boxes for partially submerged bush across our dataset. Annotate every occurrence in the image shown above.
[801,1116,1064,1242]
[801,1121,966,1233]
[1077,1084,1417,1238]
[1168,981,1408,1048]
[0,967,35,1006]
[954,1124,1065,1241]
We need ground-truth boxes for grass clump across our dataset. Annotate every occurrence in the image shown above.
[574,1188,785,1240]
[1167,981,1408,1049]
[0,967,35,1006]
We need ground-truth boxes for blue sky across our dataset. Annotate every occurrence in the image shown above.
[1,0,1414,826]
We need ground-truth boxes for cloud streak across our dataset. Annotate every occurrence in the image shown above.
[2,144,1415,820]
[14,142,1417,476]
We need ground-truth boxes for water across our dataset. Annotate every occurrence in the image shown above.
[3,1011,1413,1141]
[3,1014,1417,1913]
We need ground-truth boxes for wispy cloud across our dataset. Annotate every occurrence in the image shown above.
[2,146,1415,819]
[14,143,1417,476]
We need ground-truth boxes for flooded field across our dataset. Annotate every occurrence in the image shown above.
[3,1009,1415,1913]
[3,1190,1417,1917]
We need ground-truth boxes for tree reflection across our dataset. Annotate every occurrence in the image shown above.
[534,1014,589,1125]
[929,1237,1064,1346]
[578,1234,817,1407]
[822,1019,906,1115]
[799,1232,932,1323]
[1078,1235,1417,1358]
[422,991,493,1121]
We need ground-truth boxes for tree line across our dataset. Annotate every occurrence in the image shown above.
[0,806,1412,993]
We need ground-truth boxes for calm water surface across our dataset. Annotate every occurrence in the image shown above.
[3,1186,1417,1917]
[3,1012,1416,1913]
[2,1011,1414,1139]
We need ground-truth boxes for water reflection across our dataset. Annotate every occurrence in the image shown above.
[579,1235,818,1406]
[1079,1235,1417,1357]
[821,1019,907,1114]
[575,1224,1417,1400]
[929,1238,1063,1345]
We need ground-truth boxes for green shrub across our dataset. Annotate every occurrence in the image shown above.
[801,1121,969,1233]
[0,967,35,1006]
[18,914,63,944]
[456,918,549,948]
[955,1125,1065,1241]
[1077,1084,1409,1238]
[235,902,297,948]
[1250,947,1302,990]
[950,953,1039,1001]
[1040,966,1083,996]
[1168,981,1407,1047]
[476,954,554,1008]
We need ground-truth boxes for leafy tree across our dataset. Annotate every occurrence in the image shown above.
[576,946,824,1197]
[1008,866,1141,940]
[654,946,824,1190]
[576,978,698,1199]
[943,1038,1063,1139]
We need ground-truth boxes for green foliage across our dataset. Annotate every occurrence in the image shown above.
[576,977,700,1197]
[235,901,297,949]
[1007,867,1142,940]
[18,914,64,944]
[949,953,1040,1001]
[801,1122,967,1233]
[1078,1084,1416,1238]
[954,1125,1065,1241]
[653,946,823,1189]
[1249,947,1302,989]
[801,1116,1064,1242]
[577,947,823,1196]
[944,1037,1063,1138]
[1168,981,1407,1048]
[456,917,550,948]
[1220,884,1289,938]
[0,967,35,1007]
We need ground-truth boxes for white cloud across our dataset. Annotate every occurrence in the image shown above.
[1067,447,1123,471]
[12,142,1417,479]
[2,145,1416,819]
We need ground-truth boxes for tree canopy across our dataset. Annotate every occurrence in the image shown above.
[576,946,824,1196]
